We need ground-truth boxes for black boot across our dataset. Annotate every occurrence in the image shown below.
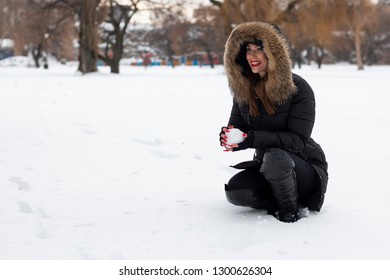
[260,148,300,223]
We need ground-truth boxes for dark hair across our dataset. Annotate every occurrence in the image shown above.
[235,42,260,82]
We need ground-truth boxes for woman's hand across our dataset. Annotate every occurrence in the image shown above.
[219,125,248,152]
[219,126,230,148]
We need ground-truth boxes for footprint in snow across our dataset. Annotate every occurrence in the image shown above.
[129,137,162,147]
[68,121,99,135]
[36,223,49,239]
[129,137,179,159]
[80,128,99,135]
[17,200,33,214]
[9,176,31,191]
[37,208,51,219]
[149,149,178,160]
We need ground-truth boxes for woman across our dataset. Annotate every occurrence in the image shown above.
[220,22,328,223]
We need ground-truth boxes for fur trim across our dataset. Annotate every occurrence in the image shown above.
[224,22,297,105]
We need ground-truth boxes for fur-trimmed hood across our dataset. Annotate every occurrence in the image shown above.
[224,21,297,105]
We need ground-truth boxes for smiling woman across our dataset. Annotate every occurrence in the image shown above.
[220,21,329,223]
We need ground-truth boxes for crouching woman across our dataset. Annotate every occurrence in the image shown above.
[220,22,328,223]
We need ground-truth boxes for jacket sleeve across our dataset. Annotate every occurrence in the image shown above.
[227,101,249,132]
[252,77,316,152]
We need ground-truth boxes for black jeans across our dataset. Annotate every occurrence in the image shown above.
[225,149,318,211]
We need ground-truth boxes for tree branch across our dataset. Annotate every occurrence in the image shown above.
[209,0,222,8]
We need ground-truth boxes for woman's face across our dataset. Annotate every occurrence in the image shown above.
[245,43,268,77]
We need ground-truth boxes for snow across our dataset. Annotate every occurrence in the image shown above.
[224,128,245,145]
[0,62,390,260]
[0,56,34,67]
[0,38,15,48]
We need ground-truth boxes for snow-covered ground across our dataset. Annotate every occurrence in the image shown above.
[0,63,389,260]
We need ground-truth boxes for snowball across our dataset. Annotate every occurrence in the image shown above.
[225,128,245,145]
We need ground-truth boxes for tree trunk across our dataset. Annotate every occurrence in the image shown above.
[209,0,233,36]
[168,54,175,68]
[110,36,123,74]
[354,24,364,70]
[110,53,120,74]
[297,55,302,69]
[314,47,324,69]
[77,0,99,74]
[32,43,43,68]
[206,50,214,68]
[292,49,302,69]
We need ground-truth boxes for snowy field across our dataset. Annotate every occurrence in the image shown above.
[0,63,389,260]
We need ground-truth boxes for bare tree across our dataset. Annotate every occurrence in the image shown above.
[293,0,339,69]
[209,0,303,36]
[21,1,48,67]
[146,21,181,67]
[373,1,390,64]
[190,5,224,68]
[31,1,74,67]
[0,0,75,66]
[0,0,12,53]
[147,2,187,67]
[0,2,8,45]
[0,0,29,55]
[283,20,310,69]
[48,0,103,73]
[76,0,102,73]
[98,0,176,73]
[98,0,141,73]
[337,0,378,70]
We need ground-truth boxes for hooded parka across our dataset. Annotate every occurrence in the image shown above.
[224,22,328,211]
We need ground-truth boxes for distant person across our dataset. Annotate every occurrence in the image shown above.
[42,56,48,69]
[220,22,328,223]
[142,52,151,68]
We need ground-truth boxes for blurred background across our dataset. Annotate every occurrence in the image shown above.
[0,0,389,73]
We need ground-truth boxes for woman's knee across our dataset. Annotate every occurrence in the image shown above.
[260,148,295,180]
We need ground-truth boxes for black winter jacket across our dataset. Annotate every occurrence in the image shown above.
[228,74,328,211]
